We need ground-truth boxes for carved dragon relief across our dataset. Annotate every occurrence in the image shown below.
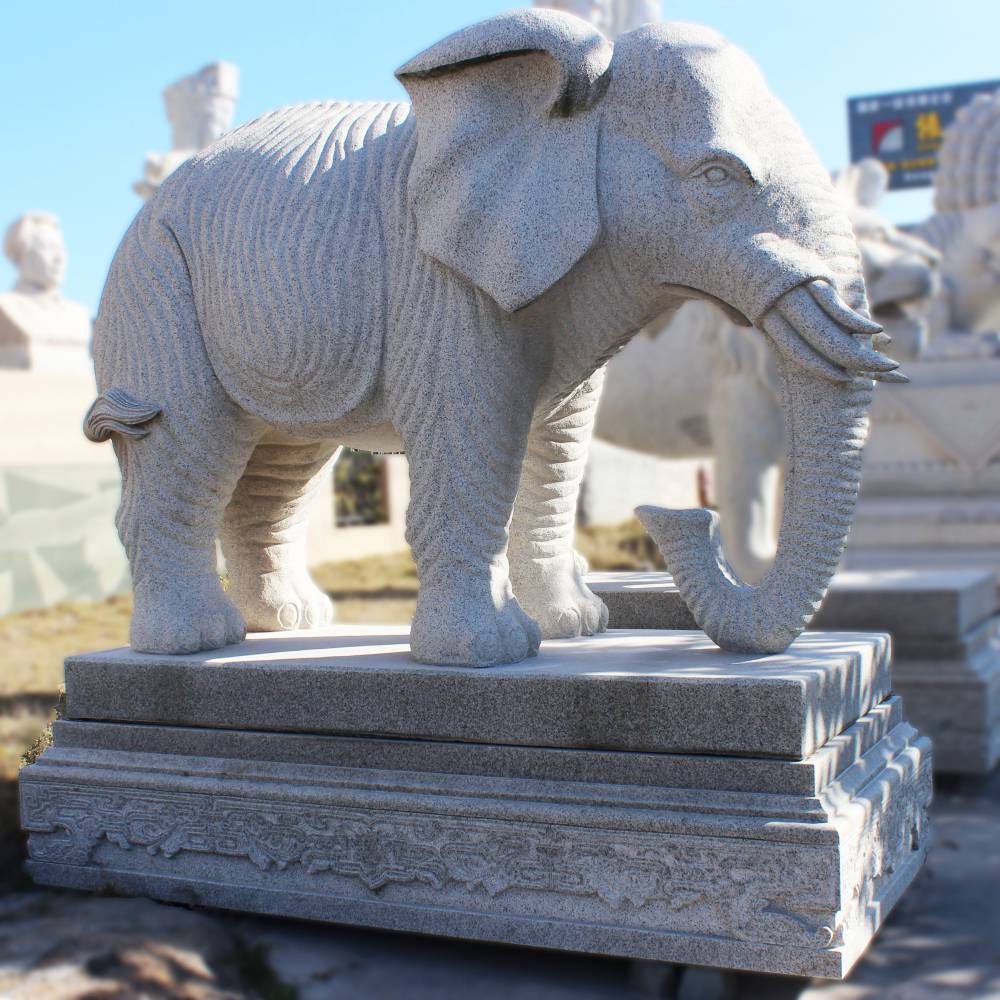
[22,781,842,947]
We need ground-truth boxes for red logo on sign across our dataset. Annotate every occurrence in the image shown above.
[871,119,905,154]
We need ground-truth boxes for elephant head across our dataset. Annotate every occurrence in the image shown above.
[398,11,901,654]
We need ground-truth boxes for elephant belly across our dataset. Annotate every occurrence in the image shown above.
[339,421,405,453]
[201,303,385,437]
[166,100,414,434]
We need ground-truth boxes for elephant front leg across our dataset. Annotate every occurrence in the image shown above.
[402,394,540,668]
[508,374,609,639]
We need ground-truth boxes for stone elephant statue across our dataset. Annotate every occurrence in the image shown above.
[597,159,936,584]
[85,10,896,664]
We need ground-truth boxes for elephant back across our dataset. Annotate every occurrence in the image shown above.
[160,99,414,432]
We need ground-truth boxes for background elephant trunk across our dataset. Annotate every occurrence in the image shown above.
[638,277,885,654]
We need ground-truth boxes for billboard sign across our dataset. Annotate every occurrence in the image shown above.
[848,80,1000,190]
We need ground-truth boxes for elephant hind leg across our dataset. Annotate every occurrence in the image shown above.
[113,385,262,655]
[221,435,340,632]
[95,210,264,653]
[508,374,609,639]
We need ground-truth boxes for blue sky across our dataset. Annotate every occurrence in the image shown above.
[2,1,998,312]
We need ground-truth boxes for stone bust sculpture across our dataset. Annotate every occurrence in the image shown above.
[0,212,92,374]
[134,62,239,200]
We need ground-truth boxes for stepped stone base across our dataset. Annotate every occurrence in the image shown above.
[590,569,1000,774]
[21,627,931,980]
[842,540,1000,595]
[847,357,1000,587]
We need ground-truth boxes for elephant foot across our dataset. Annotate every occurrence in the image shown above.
[227,568,335,632]
[131,573,246,654]
[409,586,541,667]
[513,553,609,639]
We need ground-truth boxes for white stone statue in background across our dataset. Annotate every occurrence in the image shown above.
[0,212,92,375]
[87,10,894,662]
[535,0,661,37]
[914,89,1000,357]
[134,62,239,200]
[845,97,1000,576]
[833,159,940,360]
[597,160,937,583]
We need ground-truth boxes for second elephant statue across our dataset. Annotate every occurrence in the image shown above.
[86,11,895,664]
[597,160,936,583]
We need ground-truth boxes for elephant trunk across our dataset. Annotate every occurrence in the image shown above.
[638,278,895,654]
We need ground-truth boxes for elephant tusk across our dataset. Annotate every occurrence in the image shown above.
[871,369,910,384]
[807,280,885,336]
[776,286,899,374]
[760,310,853,383]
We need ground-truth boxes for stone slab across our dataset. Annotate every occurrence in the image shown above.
[590,571,1000,774]
[21,703,932,980]
[62,627,891,761]
[50,697,905,799]
[842,544,1000,594]
[812,569,997,642]
[887,623,1000,774]
[849,498,1000,551]
[588,573,699,630]
[588,569,998,642]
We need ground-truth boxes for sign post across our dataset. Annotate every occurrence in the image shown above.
[848,80,1000,190]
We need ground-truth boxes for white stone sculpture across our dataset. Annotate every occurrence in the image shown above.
[535,0,662,37]
[844,101,1000,578]
[134,62,239,200]
[833,159,940,360]
[0,213,92,374]
[597,165,936,584]
[846,355,1000,579]
[86,11,896,663]
[914,89,1000,356]
[597,302,783,584]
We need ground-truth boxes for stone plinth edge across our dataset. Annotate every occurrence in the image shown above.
[22,708,932,979]
[589,571,1000,774]
[63,627,891,760]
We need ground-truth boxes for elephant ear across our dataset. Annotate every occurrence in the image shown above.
[396,11,613,312]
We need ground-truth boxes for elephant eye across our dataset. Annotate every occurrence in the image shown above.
[691,154,757,188]
[702,165,730,184]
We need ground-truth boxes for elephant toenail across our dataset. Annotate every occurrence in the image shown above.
[277,602,301,629]
[503,625,529,661]
[473,632,501,664]
[555,608,582,636]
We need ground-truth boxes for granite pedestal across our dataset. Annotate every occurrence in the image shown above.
[591,569,1000,774]
[846,358,1000,591]
[20,627,931,979]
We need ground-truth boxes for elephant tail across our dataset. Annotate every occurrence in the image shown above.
[84,388,162,443]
